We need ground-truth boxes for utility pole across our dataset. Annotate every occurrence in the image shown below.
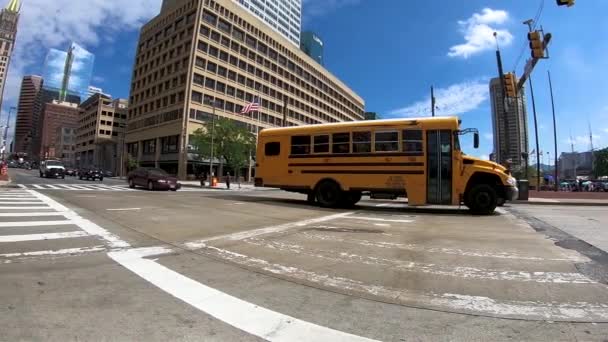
[208,99,216,186]
[589,122,595,177]
[547,70,558,190]
[529,75,541,191]
[431,86,436,117]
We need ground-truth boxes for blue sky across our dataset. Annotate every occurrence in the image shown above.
[4,0,607,163]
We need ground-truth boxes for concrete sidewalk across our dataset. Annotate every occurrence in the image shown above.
[180,180,276,191]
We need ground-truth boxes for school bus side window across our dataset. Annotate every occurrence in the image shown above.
[352,131,371,153]
[313,135,330,153]
[291,135,311,155]
[332,133,350,154]
[403,129,423,154]
[265,142,280,156]
[375,131,399,152]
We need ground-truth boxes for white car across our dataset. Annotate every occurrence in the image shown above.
[39,160,66,179]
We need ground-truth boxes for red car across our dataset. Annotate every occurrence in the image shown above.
[128,167,181,191]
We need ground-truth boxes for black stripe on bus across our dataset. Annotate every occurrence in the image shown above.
[300,170,424,175]
[288,152,424,159]
[288,162,424,167]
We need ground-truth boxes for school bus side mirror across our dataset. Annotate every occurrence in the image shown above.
[474,133,479,149]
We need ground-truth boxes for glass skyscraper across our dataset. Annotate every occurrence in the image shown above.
[300,31,323,65]
[41,42,95,102]
[234,0,301,46]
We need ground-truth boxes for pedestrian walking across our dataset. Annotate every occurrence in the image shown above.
[226,172,231,189]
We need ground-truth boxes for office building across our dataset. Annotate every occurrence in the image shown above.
[13,75,43,156]
[55,126,76,167]
[127,0,365,178]
[39,100,80,159]
[42,42,95,102]
[233,0,301,46]
[364,112,378,120]
[300,31,323,65]
[489,77,528,170]
[559,151,593,179]
[0,0,20,112]
[75,94,128,174]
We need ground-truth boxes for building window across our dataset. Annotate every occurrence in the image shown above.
[217,66,227,77]
[216,81,226,93]
[161,135,179,154]
[218,19,231,33]
[205,78,215,89]
[193,73,204,86]
[191,90,203,103]
[291,136,311,155]
[403,130,423,154]
[207,61,217,73]
[208,45,219,57]
[143,139,156,154]
[195,56,206,68]
[352,132,371,153]
[375,131,399,152]
[197,40,208,53]
[202,10,217,25]
[332,133,350,154]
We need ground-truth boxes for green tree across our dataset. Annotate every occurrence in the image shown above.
[191,118,256,183]
[593,148,608,177]
[126,154,139,172]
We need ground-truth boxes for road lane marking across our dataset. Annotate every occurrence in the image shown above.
[184,212,354,249]
[106,208,141,211]
[31,185,45,189]
[57,184,80,190]
[26,190,131,248]
[108,247,378,342]
[0,220,73,228]
[0,206,52,210]
[343,216,414,223]
[0,245,106,259]
[0,231,89,242]
[245,238,596,284]
[0,201,43,204]
[196,243,608,321]
[300,232,589,262]
[17,184,27,189]
[0,198,39,201]
[45,185,62,190]
[0,212,65,217]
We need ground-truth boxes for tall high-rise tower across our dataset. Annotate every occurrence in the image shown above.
[0,0,21,112]
[233,0,302,46]
[489,77,529,171]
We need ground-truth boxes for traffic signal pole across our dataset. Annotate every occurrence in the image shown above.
[548,70,559,191]
[528,75,542,191]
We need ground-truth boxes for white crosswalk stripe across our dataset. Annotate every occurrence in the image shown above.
[0,189,126,263]
[16,184,136,191]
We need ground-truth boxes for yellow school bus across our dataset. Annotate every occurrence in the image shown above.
[255,117,518,214]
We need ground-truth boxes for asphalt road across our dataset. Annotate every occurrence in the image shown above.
[2,168,608,341]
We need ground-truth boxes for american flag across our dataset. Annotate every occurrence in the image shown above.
[240,100,260,114]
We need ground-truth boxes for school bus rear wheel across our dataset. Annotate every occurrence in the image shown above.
[315,180,343,208]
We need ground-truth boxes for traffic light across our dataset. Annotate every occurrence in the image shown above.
[503,73,517,98]
[528,31,544,59]
[556,0,574,7]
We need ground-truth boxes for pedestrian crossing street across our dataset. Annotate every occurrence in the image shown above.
[0,189,130,264]
[16,184,207,192]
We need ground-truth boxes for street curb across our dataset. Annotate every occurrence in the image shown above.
[513,200,608,207]
[180,183,278,191]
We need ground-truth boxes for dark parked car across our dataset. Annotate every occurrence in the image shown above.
[102,170,114,178]
[79,168,104,181]
[128,167,181,191]
[65,168,77,176]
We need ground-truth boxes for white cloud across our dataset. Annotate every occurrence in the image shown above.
[604,128,608,133]
[302,0,361,22]
[484,133,493,141]
[92,75,106,84]
[388,80,488,118]
[448,8,513,59]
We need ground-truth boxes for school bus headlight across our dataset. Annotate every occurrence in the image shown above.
[507,177,517,186]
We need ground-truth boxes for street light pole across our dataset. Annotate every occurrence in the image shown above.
[528,75,542,191]
[548,70,559,191]
[208,100,216,186]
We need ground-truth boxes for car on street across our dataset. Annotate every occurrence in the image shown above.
[65,168,77,176]
[102,170,114,178]
[79,168,104,181]
[39,160,65,178]
[128,167,181,191]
